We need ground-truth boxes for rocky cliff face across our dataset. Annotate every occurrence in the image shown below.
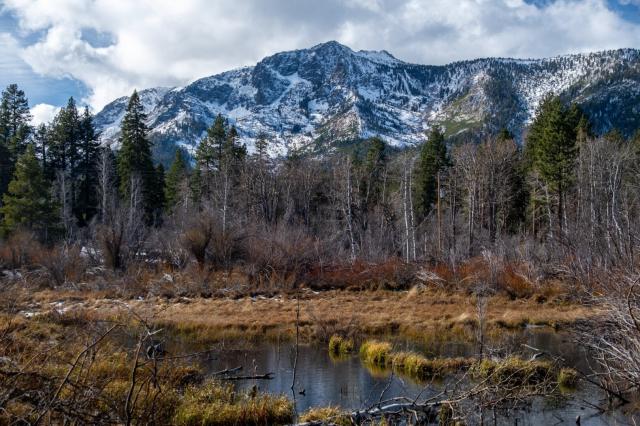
[94,41,640,160]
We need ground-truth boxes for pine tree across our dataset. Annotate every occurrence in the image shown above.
[0,84,32,205]
[164,149,188,211]
[47,98,83,232]
[415,126,448,217]
[0,84,32,158]
[223,125,246,164]
[194,114,226,198]
[75,107,100,225]
[117,90,156,221]
[49,97,81,174]
[151,163,165,223]
[0,142,11,210]
[189,165,203,204]
[361,137,387,209]
[196,114,226,171]
[1,145,57,239]
[255,133,269,160]
[32,124,50,176]
[525,95,587,232]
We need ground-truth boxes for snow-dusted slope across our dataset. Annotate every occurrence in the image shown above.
[94,41,640,159]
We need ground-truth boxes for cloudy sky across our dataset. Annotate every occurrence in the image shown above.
[0,0,639,124]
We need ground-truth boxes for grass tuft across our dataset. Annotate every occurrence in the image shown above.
[299,406,351,426]
[391,352,475,380]
[328,334,354,355]
[471,357,554,386]
[173,381,294,426]
[359,340,393,365]
[558,368,579,388]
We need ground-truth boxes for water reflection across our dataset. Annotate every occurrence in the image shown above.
[178,329,632,424]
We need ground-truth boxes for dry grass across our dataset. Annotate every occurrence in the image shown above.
[360,340,393,365]
[558,367,579,388]
[173,381,294,426]
[359,340,476,381]
[88,290,596,343]
[391,352,475,380]
[328,334,354,355]
[10,288,598,344]
[471,357,555,386]
[299,406,351,426]
[0,309,294,425]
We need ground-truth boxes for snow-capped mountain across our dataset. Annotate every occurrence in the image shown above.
[94,41,640,161]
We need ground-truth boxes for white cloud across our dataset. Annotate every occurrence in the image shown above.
[30,103,60,125]
[3,0,640,111]
[0,32,33,80]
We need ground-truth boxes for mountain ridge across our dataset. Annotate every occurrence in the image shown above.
[93,41,640,161]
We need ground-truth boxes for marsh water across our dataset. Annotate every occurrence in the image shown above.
[173,328,632,425]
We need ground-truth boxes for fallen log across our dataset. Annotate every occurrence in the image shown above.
[222,372,274,381]
[211,366,242,376]
[295,398,440,425]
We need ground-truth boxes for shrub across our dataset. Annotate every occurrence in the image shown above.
[243,223,316,291]
[33,244,86,287]
[0,230,42,270]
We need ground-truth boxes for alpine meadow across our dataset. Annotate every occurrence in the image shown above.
[1,1,640,425]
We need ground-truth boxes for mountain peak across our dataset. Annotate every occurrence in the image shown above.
[310,40,351,52]
[94,43,640,162]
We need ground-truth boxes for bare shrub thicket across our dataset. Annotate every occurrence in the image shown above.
[577,276,640,399]
[243,223,319,291]
[94,200,147,271]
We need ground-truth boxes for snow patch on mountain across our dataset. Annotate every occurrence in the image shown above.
[94,42,640,158]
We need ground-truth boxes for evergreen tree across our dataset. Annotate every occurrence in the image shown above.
[196,114,226,171]
[361,137,387,209]
[164,150,188,211]
[48,98,83,232]
[194,114,226,198]
[1,145,57,239]
[0,84,32,158]
[0,142,11,210]
[189,165,203,204]
[525,95,587,232]
[0,84,32,205]
[255,132,269,160]
[75,107,100,225]
[32,124,50,177]
[415,125,448,217]
[150,164,165,224]
[49,97,81,174]
[117,90,156,220]
[223,125,246,164]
